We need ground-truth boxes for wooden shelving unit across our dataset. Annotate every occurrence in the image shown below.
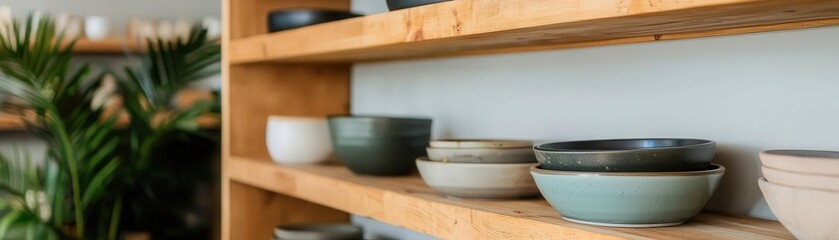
[221,0,836,239]
[227,157,793,240]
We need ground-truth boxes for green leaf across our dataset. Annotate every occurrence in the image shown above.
[82,158,120,208]
[0,211,23,239]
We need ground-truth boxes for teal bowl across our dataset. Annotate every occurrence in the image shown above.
[531,164,724,227]
[328,116,431,176]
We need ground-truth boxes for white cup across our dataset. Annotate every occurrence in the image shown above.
[266,116,333,165]
[84,16,110,40]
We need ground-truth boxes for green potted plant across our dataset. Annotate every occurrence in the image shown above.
[0,13,220,239]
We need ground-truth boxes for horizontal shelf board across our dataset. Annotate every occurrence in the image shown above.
[228,0,839,63]
[226,156,793,240]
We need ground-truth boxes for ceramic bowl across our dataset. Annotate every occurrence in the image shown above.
[266,116,333,165]
[531,164,725,227]
[762,166,839,192]
[759,177,839,240]
[268,9,361,32]
[274,224,363,240]
[328,116,431,176]
[386,0,451,11]
[759,150,839,176]
[534,138,716,172]
[429,139,532,149]
[426,147,536,163]
[416,157,539,199]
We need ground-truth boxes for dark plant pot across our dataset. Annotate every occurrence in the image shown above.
[328,116,432,176]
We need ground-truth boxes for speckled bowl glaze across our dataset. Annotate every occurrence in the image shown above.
[534,139,716,172]
[416,157,539,199]
[531,164,725,227]
[329,116,431,176]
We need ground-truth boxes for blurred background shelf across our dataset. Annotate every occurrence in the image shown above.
[226,156,794,240]
[227,0,839,63]
[71,37,140,54]
[0,112,219,131]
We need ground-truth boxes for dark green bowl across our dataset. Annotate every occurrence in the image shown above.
[328,116,432,176]
[534,139,715,172]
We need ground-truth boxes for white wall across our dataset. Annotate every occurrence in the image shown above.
[351,1,839,223]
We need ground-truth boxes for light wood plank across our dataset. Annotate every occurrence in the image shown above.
[228,157,795,240]
[228,0,839,63]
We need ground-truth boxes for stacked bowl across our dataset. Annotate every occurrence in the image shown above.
[531,138,723,227]
[759,150,839,239]
[417,139,539,199]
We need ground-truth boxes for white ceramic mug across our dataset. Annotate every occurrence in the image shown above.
[266,116,333,165]
[84,16,110,40]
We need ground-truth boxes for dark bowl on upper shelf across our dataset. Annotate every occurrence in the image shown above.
[533,138,716,172]
[267,9,362,32]
[328,116,432,176]
[386,0,451,11]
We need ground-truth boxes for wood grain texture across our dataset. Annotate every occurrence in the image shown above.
[228,0,839,63]
[229,181,349,240]
[228,157,795,240]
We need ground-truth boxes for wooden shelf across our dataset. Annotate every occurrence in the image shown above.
[72,38,140,54]
[228,0,839,63]
[226,157,794,240]
[0,112,220,131]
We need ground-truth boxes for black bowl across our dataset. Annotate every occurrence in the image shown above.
[268,9,361,32]
[328,116,432,176]
[533,139,716,172]
[386,0,451,11]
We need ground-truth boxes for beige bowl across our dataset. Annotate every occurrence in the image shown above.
[425,147,536,163]
[760,150,839,176]
[416,157,538,199]
[762,166,839,192]
[759,177,839,240]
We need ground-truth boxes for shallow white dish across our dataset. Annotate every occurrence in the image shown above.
[425,147,535,163]
[416,157,538,199]
[759,177,839,240]
[429,139,532,149]
[762,166,839,192]
[266,116,333,165]
[760,150,839,176]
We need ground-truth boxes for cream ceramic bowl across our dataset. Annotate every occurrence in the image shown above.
[762,166,839,192]
[425,147,536,163]
[429,139,532,149]
[416,157,539,199]
[760,150,839,176]
[266,116,333,165]
[759,177,839,240]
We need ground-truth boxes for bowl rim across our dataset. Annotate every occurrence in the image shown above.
[327,115,432,122]
[530,163,724,176]
[759,177,839,194]
[533,138,715,153]
[268,115,327,121]
[416,157,537,167]
[761,149,839,160]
